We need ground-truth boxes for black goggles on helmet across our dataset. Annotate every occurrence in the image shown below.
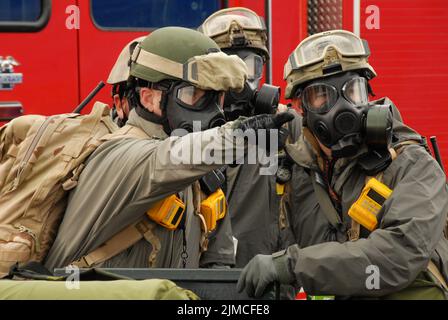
[299,77,369,114]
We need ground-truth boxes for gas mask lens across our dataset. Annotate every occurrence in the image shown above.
[176,85,207,107]
[343,77,368,105]
[302,77,368,113]
[244,54,263,81]
[302,84,337,113]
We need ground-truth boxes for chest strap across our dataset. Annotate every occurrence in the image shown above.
[73,180,211,268]
[311,171,344,232]
[71,218,160,268]
[348,141,421,241]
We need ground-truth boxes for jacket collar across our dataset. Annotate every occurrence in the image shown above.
[126,109,168,140]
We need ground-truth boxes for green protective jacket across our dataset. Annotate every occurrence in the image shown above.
[44,109,243,270]
[226,108,301,267]
[280,97,448,298]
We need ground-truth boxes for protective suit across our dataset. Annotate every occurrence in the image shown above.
[104,34,235,269]
[199,7,300,267]
[226,110,301,267]
[281,97,448,298]
[238,30,448,299]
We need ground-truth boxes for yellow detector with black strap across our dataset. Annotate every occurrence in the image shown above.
[348,178,392,231]
[147,188,227,232]
[200,188,227,232]
[147,194,186,230]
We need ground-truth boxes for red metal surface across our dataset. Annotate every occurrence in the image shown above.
[343,0,448,168]
[0,0,79,115]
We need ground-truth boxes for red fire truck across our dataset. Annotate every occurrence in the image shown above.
[1,0,448,166]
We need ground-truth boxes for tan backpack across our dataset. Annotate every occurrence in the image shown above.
[0,102,118,277]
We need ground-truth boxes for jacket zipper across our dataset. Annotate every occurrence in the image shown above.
[13,116,54,189]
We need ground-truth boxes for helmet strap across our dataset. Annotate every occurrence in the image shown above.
[129,83,171,134]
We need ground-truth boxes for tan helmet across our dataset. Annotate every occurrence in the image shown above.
[198,7,269,61]
[107,36,146,85]
[284,30,377,99]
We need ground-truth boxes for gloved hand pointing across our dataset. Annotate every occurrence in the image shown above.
[236,112,295,132]
[232,112,295,151]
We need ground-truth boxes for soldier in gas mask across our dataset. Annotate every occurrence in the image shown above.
[199,7,280,120]
[104,35,237,269]
[199,8,301,270]
[238,30,448,299]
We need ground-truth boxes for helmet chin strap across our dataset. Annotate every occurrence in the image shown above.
[130,86,171,134]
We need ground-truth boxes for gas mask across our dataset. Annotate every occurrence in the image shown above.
[164,81,226,134]
[223,49,279,120]
[300,71,393,158]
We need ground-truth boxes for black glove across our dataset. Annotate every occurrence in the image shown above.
[237,112,294,132]
[234,113,294,151]
[237,251,295,298]
[237,254,278,298]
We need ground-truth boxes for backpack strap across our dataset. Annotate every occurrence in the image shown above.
[72,218,160,268]
[73,181,208,268]
[101,124,150,141]
[192,180,210,253]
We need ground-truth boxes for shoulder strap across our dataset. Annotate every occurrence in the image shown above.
[72,218,160,268]
[393,140,421,155]
[101,124,150,141]
[348,140,425,241]
[310,171,344,231]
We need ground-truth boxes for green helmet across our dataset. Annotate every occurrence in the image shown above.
[130,26,220,83]
[284,30,376,99]
[129,26,248,92]
[198,7,269,61]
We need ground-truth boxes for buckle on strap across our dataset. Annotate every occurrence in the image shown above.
[135,220,150,235]
[71,256,91,268]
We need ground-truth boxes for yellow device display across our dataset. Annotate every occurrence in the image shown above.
[348,178,392,231]
[147,194,186,230]
[200,188,227,232]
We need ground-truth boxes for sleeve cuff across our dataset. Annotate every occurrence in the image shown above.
[272,249,295,284]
